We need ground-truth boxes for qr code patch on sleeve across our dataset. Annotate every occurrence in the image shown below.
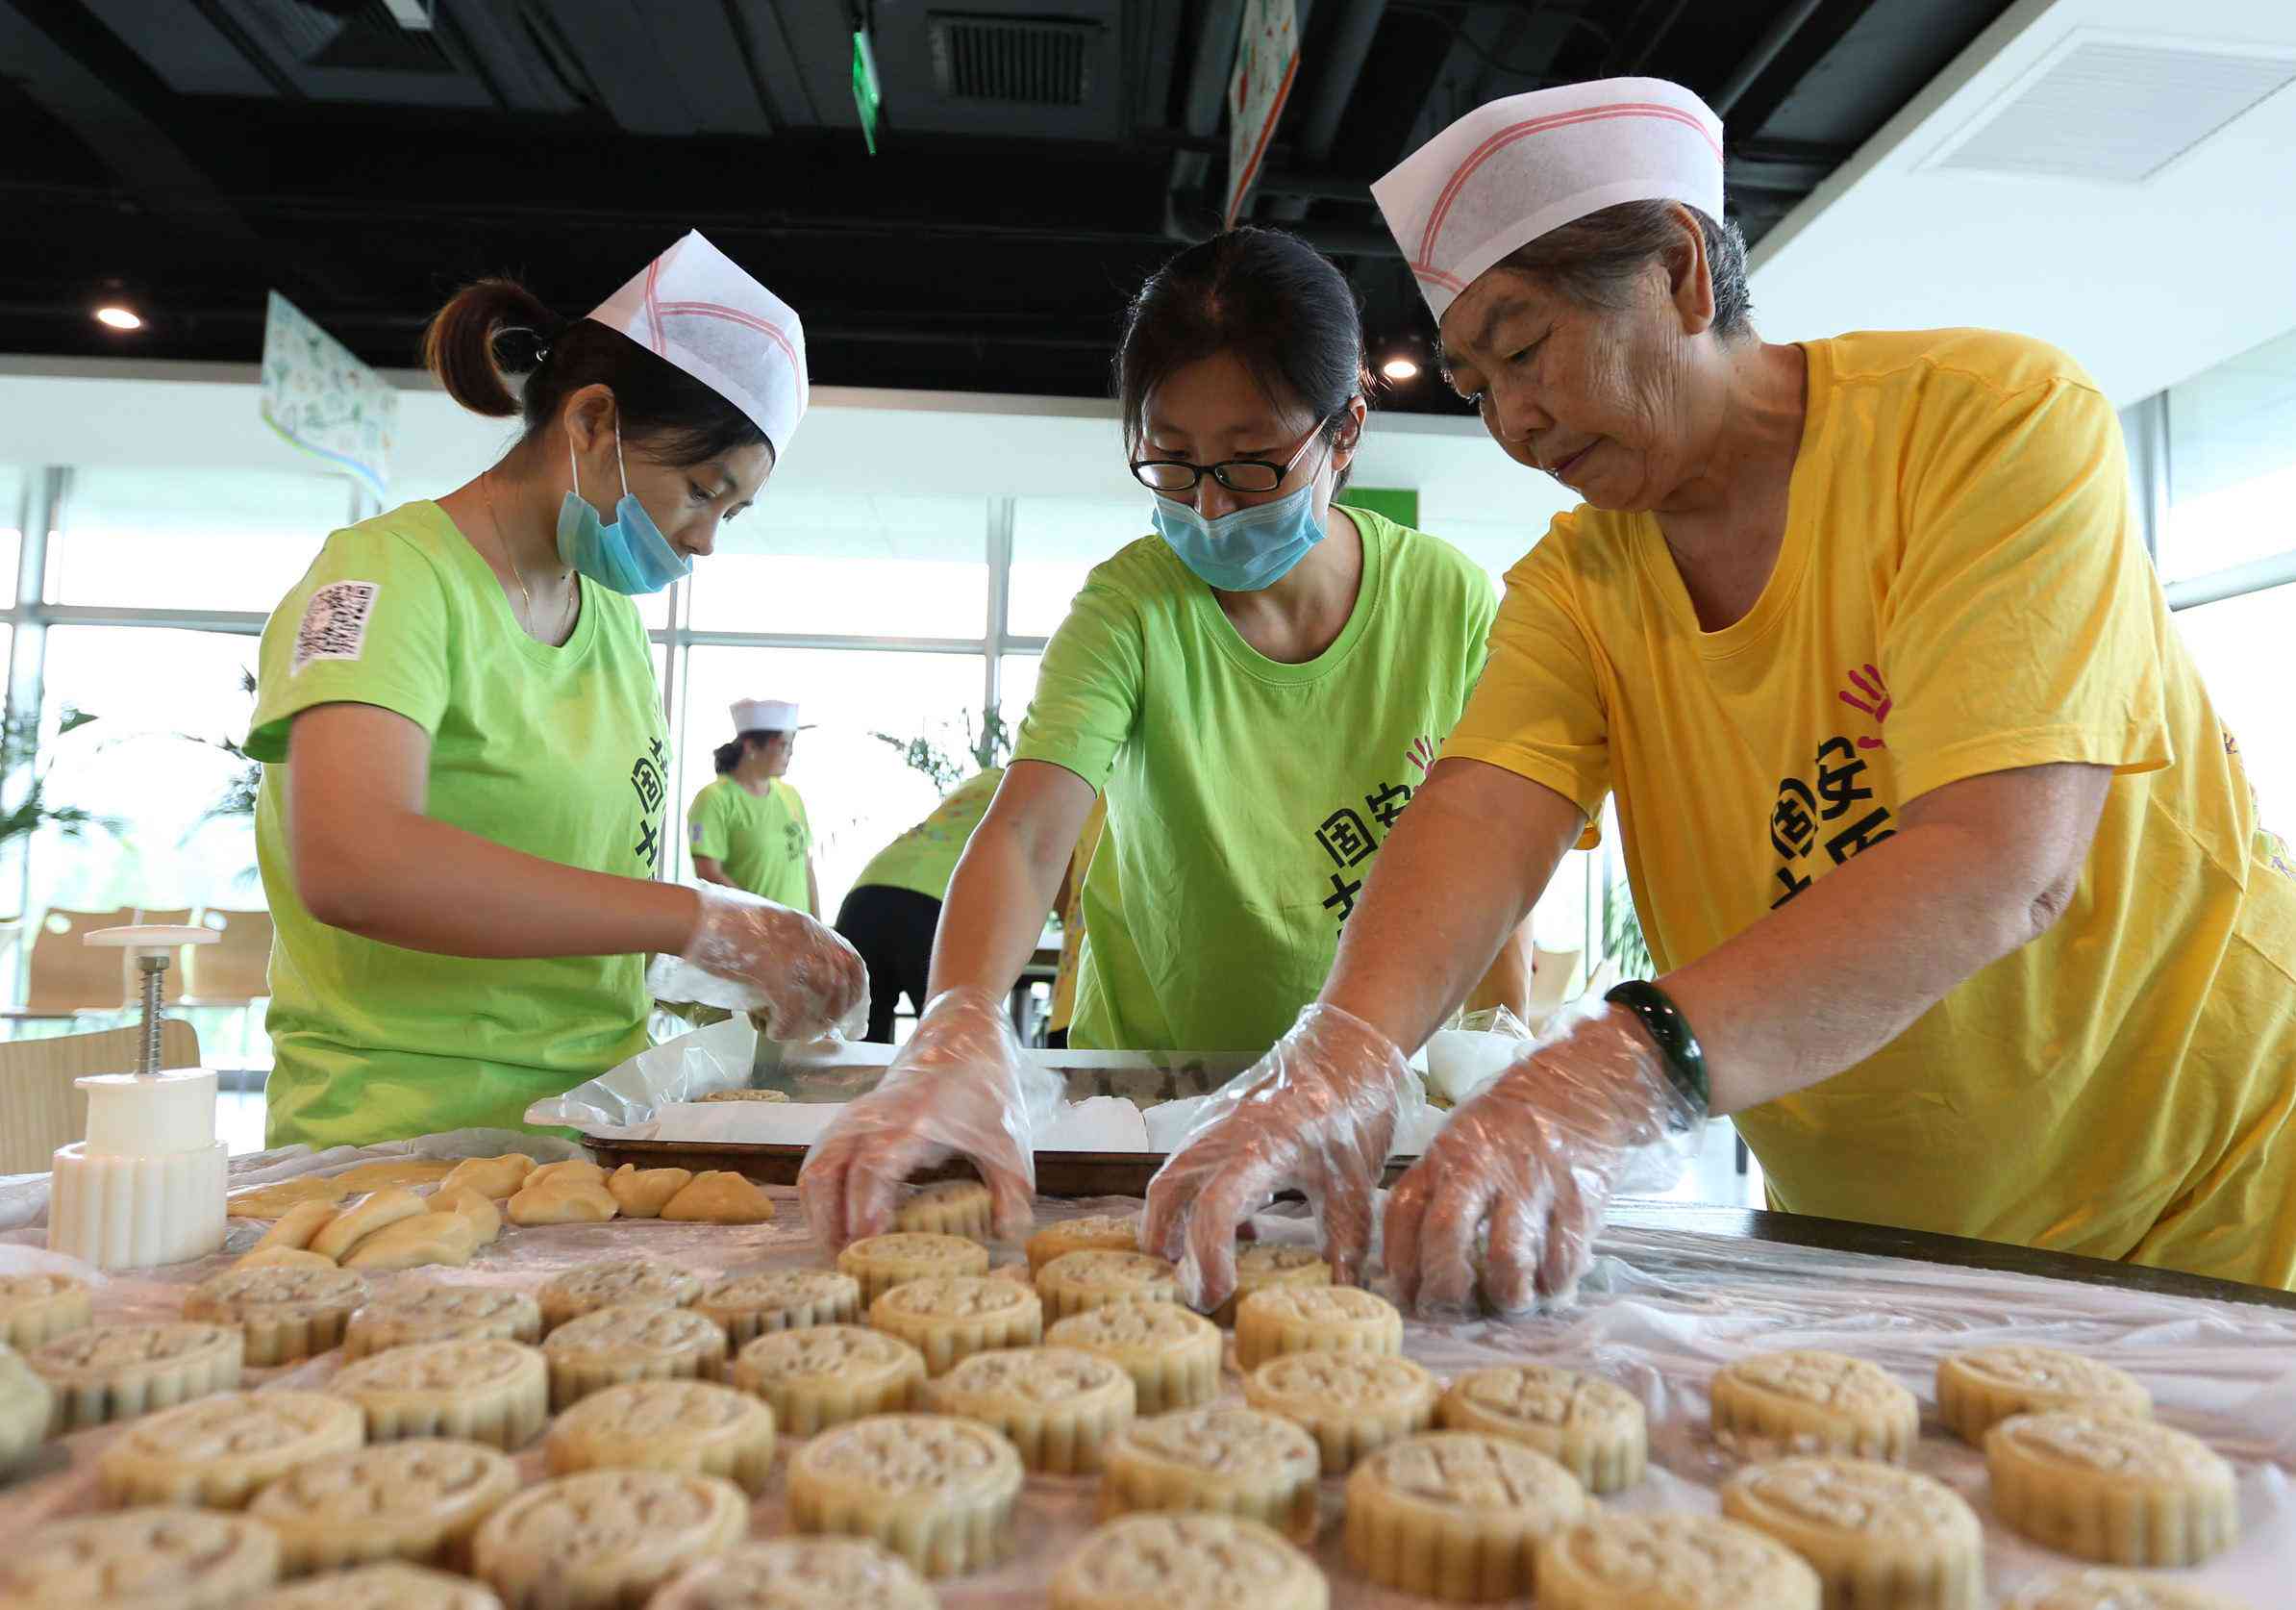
[292,581,380,673]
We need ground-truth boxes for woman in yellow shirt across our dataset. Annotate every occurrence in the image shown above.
[1146,78,2296,1310]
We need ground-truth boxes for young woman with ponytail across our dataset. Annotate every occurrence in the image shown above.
[243,234,863,1146]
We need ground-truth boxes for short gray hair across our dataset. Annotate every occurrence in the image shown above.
[1497,201,1753,340]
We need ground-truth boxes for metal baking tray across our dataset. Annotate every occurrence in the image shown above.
[574,1044,1416,1196]
[577,1136,1421,1196]
[580,1137,1204,1195]
[738,1040,1256,1105]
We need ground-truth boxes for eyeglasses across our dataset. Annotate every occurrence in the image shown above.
[1131,405,1350,494]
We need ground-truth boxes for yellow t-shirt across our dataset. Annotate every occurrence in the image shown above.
[1447,328,2296,1290]
[854,768,1003,901]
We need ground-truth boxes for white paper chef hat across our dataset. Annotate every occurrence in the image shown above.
[588,231,809,457]
[1372,78,1724,322]
[732,698,806,734]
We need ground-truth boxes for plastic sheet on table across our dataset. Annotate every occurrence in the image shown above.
[3,1170,2290,1605]
[0,1126,580,1237]
[524,1016,769,1136]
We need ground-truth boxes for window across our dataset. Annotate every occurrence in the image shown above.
[2153,324,2296,829]
[0,395,1609,1041]
[674,646,986,914]
[2176,586,2296,832]
[2160,324,2296,586]
[997,653,1041,734]
[49,467,351,614]
[32,627,260,917]
[1426,517,1543,594]
[1009,497,1144,637]
[0,466,24,600]
[689,491,986,638]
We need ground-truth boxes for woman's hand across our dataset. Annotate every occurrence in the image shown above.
[1382,1004,1696,1316]
[1141,1004,1419,1312]
[797,986,1063,1249]
[680,883,868,1043]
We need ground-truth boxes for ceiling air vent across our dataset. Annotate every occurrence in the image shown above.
[1927,36,2296,183]
[237,0,456,73]
[928,13,1100,107]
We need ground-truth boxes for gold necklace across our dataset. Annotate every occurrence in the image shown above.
[481,471,535,623]
[482,472,573,637]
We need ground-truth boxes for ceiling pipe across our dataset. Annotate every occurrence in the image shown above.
[1710,0,1828,115]
[1265,0,1389,223]
[1258,167,1381,203]
[1162,0,1250,240]
[1285,224,1404,259]
[1611,0,1692,76]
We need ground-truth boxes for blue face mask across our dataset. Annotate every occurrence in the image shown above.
[1150,480,1330,593]
[556,427,692,595]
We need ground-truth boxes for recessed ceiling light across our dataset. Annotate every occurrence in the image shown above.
[94,306,143,331]
[1381,356,1420,381]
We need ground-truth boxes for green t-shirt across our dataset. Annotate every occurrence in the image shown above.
[1013,509,1497,1055]
[854,767,1004,901]
[686,777,811,908]
[245,500,672,1149]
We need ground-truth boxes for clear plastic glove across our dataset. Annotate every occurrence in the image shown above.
[1382,1000,1703,1318]
[660,883,868,1044]
[1141,1004,1422,1314]
[797,986,1063,1250]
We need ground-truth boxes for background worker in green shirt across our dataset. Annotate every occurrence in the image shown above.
[688,697,817,916]
[835,766,1004,1042]
[248,233,864,1149]
[801,227,1532,1246]
[1043,794,1109,1051]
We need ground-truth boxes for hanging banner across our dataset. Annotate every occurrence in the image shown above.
[259,290,397,505]
[1224,0,1300,229]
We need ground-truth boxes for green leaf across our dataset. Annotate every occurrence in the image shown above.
[870,704,1012,796]
[1603,877,1653,982]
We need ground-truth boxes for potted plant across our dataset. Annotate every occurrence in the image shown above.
[868,705,1013,796]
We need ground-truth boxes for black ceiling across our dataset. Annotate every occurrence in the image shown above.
[0,0,2016,413]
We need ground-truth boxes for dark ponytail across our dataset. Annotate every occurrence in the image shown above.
[1115,227,1372,462]
[712,728,786,774]
[421,276,772,468]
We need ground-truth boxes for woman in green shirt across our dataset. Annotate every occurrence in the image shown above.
[248,233,864,1148]
[688,698,817,916]
[800,227,1530,1247]
[835,767,1006,1042]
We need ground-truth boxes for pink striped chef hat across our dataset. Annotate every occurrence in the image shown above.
[1372,78,1725,322]
[588,231,810,457]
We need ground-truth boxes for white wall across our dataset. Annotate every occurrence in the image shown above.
[1749,0,2296,406]
[0,356,1572,571]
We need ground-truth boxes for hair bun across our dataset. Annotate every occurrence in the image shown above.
[489,324,553,376]
[422,277,568,419]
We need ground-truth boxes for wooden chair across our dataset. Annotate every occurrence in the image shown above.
[21,908,136,1015]
[0,1019,200,1173]
[183,909,273,1005]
